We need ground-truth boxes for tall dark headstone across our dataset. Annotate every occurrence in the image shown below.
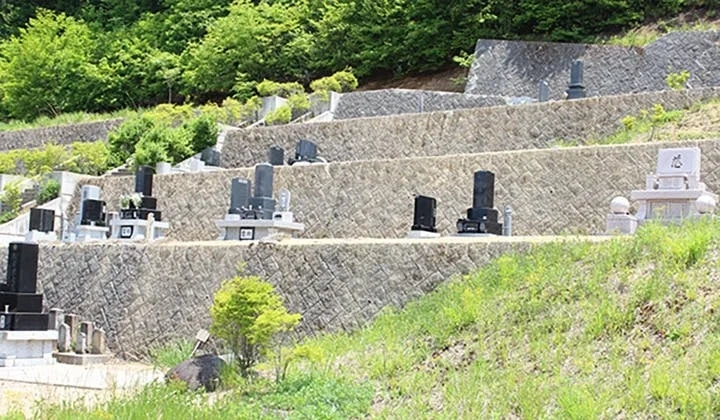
[4,242,38,293]
[268,146,285,166]
[201,148,221,167]
[248,163,276,219]
[81,199,105,226]
[411,195,437,233]
[566,59,586,100]
[289,139,319,165]
[29,208,55,233]
[134,166,154,197]
[229,178,251,215]
[457,170,502,235]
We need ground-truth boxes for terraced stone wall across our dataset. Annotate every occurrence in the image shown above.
[221,88,720,169]
[0,119,122,152]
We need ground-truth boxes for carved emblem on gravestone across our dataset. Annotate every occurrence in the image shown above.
[671,154,683,169]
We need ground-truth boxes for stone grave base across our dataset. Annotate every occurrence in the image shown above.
[0,330,58,367]
[75,225,110,242]
[216,215,304,241]
[52,352,112,366]
[451,233,501,238]
[406,230,441,239]
[606,213,638,235]
[110,218,169,241]
[24,230,57,243]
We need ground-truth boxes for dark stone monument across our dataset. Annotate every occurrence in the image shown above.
[247,163,276,220]
[29,208,55,233]
[0,242,49,331]
[268,146,285,166]
[201,148,221,167]
[81,199,106,226]
[288,139,319,165]
[566,60,586,100]
[538,80,550,102]
[122,166,162,222]
[166,354,227,392]
[411,195,437,233]
[229,178,251,215]
[457,170,503,235]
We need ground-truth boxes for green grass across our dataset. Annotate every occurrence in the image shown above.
[148,339,196,370]
[12,219,720,418]
[0,109,138,133]
[600,20,720,47]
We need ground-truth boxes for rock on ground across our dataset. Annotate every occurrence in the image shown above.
[166,354,226,392]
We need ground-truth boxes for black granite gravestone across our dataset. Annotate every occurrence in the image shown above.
[566,60,586,100]
[288,139,319,165]
[248,163,276,219]
[29,208,55,233]
[135,165,154,197]
[0,242,50,330]
[201,148,221,167]
[268,146,285,166]
[411,195,437,233]
[81,199,105,226]
[457,170,502,235]
[229,178,251,215]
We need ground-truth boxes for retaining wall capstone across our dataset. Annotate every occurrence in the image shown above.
[221,87,720,169]
[0,119,123,152]
[69,139,720,243]
[0,238,541,359]
[466,31,720,99]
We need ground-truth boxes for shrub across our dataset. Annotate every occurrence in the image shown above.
[666,70,690,90]
[287,93,311,113]
[108,116,155,167]
[183,114,219,153]
[144,104,194,126]
[264,105,292,125]
[67,141,110,175]
[0,181,22,222]
[331,70,359,92]
[23,143,70,176]
[37,179,60,204]
[310,76,341,94]
[209,275,301,377]
[256,80,304,97]
[132,128,171,168]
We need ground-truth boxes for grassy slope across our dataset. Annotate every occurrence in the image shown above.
[13,219,720,419]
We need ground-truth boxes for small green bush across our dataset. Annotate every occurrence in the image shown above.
[287,93,311,113]
[37,179,60,204]
[264,105,292,126]
[210,275,301,377]
[310,76,341,94]
[256,80,304,97]
[132,129,171,168]
[23,143,70,176]
[66,141,110,175]
[331,70,359,92]
[183,114,218,153]
[0,181,22,222]
[108,116,155,167]
[666,70,690,90]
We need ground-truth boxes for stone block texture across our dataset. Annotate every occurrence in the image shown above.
[0,239,533,359]
[0,119,123,152]
[466,31,720,99]
[221,87,720,168]
[68,139,720,242]
[333,89,508,120]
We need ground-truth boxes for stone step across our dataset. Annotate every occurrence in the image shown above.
[68,138,720,243]
[219,87,720,169]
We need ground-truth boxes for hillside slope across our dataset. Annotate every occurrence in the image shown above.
[24,219,720,419]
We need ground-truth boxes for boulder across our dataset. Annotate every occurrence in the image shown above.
[165,354,226,391]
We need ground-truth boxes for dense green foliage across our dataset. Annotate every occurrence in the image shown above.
[0,1,712,122]
[17,219,720,418]
[0,141,110,176]
[36,178,60,204]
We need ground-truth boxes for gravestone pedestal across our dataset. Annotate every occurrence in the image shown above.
[0,330,58,367]
[110,215,169,241]
[215,213,304,241]
[75,225,110,242]
[24,230,57,243]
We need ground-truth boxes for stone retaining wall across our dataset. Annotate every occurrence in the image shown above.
[0,238,545,359]
[221,88,720,168]
[69,139,720,242]
[0,119,122,152]
[466,31,720,99]
[333,89,508,120]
